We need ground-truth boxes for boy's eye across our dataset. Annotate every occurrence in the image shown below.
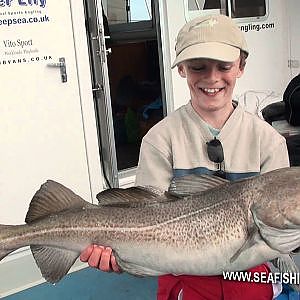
[219,64,233,71]
[189,65,205,71]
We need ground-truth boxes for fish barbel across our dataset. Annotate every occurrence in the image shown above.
[1,167,300,285]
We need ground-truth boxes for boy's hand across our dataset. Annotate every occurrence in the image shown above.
[80,245,121,273]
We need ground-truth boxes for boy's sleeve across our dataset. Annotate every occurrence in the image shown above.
[135,139,173,191]
[261,139,290,173]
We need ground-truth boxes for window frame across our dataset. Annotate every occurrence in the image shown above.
[184,0,269,23]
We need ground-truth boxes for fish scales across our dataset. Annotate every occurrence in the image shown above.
[1,167,300,285]
[2,192,246,250]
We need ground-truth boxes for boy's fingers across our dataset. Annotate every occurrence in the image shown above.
[88,245,104,268]
[99,247,112,272]
[79,245,94,262]
[111,254,122,273]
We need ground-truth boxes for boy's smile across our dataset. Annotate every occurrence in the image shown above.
[200,87,225,96]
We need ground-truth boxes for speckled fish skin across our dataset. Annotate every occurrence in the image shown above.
[1,167,300,283]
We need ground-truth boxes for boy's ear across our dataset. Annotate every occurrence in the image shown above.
[237,66,244,79]
[178,64,186,78]
[237,57,246,78]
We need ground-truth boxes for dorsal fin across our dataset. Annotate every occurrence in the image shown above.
[97,186,175,207]
[168,174,229,197]
[25,180,91,223]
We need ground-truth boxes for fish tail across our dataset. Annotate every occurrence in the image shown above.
[0,224,17,261]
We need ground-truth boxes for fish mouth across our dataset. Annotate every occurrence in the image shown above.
[199,87,225,96]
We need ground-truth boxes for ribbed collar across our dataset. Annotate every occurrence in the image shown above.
[185,100,243,142]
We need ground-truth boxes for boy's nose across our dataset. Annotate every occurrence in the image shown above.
[205,67,220,82]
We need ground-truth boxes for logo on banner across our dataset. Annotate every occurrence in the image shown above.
[0,0,46,8]
[0,0,51,66]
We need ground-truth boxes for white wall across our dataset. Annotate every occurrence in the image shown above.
[287,0,300,78]
[165,0,190,110]
[163,0,291,110]
[0,0,102,296]
[234,0,290,97]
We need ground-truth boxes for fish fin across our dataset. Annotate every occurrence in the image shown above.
[0,250,14,261]
[230,227,260,263]
[168,174,229,197]
[292,247,300,254]
[114,253,164,277]
[251,208,300,253]
[271,254,300,291]
[137,186,165,196]
[97,186,172,207]
[26,180,92,223]
[31,245,79,283]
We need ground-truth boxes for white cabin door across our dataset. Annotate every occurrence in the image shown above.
[0,0,102,225]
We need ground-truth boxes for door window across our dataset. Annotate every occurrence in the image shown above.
[89,1,165,175]
[105,0,152,24]
[185,0,268,21]
[107,40,163,170]
[231,0,267,19]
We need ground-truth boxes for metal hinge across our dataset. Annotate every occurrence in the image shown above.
[92,83,103,93]
[288,59,300,69]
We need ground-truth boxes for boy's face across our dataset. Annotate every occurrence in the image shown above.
[178,57,244,113]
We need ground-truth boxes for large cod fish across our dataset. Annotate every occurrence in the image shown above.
[1,167,300,284]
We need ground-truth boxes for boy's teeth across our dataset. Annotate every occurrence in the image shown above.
[203,88,221,93]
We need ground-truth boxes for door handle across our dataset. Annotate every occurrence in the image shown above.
[47,57,67,83]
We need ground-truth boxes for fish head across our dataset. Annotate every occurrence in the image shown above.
[276,167,300,227]
[249,167,300,255]
[254,167,300,228]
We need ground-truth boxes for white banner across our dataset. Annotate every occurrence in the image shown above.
[0,0,71,67]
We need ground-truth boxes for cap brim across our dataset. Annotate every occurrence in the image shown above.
[172,42,240,68]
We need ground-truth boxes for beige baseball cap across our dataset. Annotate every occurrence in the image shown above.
[172,14,248,68]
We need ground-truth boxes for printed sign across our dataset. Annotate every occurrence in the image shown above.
[0,0,55,67]
[0,0,46,8]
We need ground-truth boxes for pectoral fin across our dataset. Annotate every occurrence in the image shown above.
[230,227,261,263]
[31,245,79,283]
[251,209,300,254]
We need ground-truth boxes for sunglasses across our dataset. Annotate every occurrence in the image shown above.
[206,137,226,179]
